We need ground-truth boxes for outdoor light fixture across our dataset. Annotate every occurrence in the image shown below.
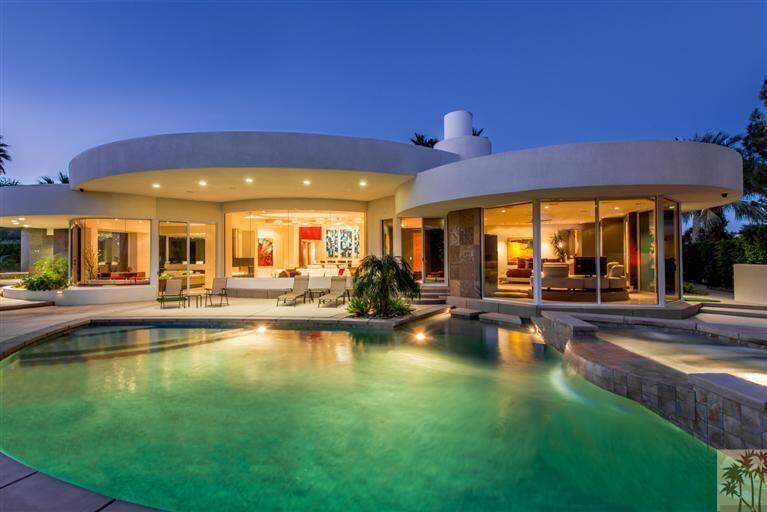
[152,183,161,189]
[303,179,311,186]
[256,325,267,334]
[198,180,207,187]
[245,177,254,184]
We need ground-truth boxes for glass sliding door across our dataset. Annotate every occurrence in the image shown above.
[422,218,445,283]
[598,198,657,304]
[160,221,216,295]
[483,202,533,301]
[663,199,680,302]
[400,218,423,282]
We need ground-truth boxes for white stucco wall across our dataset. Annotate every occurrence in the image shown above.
[366,196,396,257]
[734,264,767,305]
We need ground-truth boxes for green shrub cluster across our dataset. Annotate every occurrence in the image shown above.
[0,228,21,272]
[684,225,767,289]
[20,256,69,291]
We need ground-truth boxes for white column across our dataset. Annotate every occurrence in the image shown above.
[532,200,542,304]
[655,196,666,306]
[595,200,602,305]
[150,218,160,291]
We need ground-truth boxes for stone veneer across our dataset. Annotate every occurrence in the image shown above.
[446,208,482,299]
[538,311,767,450]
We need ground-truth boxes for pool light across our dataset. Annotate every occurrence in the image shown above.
[414,331,426,342]
[256,325,267,334]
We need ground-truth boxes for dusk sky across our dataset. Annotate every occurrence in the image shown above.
[1,1,765,185]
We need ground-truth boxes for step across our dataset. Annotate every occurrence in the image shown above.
[450,308,482,319]
[479,312,523,327]
[698,302,767,312]
[699,306,767,320]
[411,298,447,305]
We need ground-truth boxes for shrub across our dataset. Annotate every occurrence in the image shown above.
[19,256,68,291]
[353,255,420,318]
[346,296,371,317]
[386,297,414,317]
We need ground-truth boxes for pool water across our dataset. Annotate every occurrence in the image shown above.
[0,316,715,511]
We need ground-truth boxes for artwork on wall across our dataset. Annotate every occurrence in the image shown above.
[258,237,273,266]
[507,238,533,264]
[325,229,359,258]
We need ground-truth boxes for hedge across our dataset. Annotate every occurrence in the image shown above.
[683,224,767,289]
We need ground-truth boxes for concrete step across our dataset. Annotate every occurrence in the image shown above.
[698,302,767,312]
[450,308,482,319]
[411,298,447,305]
[479,312,523,327]
[699,306,767,320]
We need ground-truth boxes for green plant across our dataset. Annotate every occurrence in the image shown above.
[683,282,708,295]
[83,248,99,280]
[387,297,414,317]
[410,132,438,148]
[158,271,171,280]
[353,255,420,318]
[550,232,567,261]
[19,256,68,291]
[720,450,766,512]
[346,296,371,317]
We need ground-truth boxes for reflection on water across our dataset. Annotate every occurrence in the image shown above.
[0,316,715,512]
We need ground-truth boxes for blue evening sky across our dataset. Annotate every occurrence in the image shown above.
[1,1,765,188]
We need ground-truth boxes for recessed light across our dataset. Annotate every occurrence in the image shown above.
[613,207,620,211]
[152,183,161,189]
[18,217,25,221]
[245,177,254,184]
[303,179,311,186]
[114,218,119,221]
[22,224,29,228]
[501,209,506,213]
[359,180,367,187]
[198,180,207,187]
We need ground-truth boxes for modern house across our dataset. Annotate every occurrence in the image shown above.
[0,110,743,313]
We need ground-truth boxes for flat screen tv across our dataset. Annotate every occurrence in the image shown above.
[574,256,607,276]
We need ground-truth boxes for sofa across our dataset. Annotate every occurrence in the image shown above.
[539,262,628,291]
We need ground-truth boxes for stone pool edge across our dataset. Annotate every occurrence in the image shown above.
[537,311,767,450]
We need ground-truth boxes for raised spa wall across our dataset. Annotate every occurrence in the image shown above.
[537,312,767,450]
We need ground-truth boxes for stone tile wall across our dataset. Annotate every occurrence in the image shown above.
[446,208,482,299]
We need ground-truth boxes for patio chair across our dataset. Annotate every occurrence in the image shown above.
[157,278,188,309]
[276,275,310,306]
[317,276,348,308]
[205,277,229,307]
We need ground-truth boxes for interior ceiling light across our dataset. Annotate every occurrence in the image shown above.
[359,180,367,187]
[303,179,311,186]
[245,177,254,184]
[152,183,161,189]
[198,180,207,187]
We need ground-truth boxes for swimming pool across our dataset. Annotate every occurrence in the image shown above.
[0,316,715,511]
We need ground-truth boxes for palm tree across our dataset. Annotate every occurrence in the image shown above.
[472,127,485,136]
[682,131,767,240]
[37,171,69,184]
[0,136,10,175]
[0,177,20,187]
[410,132,439,148]
[353,255,420,317]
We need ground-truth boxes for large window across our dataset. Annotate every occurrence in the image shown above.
[482,202,533,301]
[540,200,598,303]
[71,218,150,286]
[225,210,365,277]
[159,222,216,293]
[663,199,680,302]
[598,198,657,304]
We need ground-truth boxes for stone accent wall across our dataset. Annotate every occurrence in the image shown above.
[538,311,767,450]
[446,208,482,299]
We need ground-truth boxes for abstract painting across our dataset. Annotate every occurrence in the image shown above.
[258,237,273,266]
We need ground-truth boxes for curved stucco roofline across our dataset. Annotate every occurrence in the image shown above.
[68,131,459,187]
[394,140,743,216]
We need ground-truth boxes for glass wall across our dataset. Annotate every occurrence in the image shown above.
[400,218,422,281]
[540,200,598,303]
[482,202,533,301]
[663,199,680,302]
[423,218,445,283]
[159,222,216,293]
[71,218,150,286]
[225,210,365,277]
[479,197,676,305]
[598,198,657,304]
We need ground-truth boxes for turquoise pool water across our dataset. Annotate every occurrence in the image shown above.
[0,316,715,511]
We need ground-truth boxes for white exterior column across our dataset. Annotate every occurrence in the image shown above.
[595,200,602,305]
[532,199,542,304]
[149,218,159,290]
[655,196,666,306]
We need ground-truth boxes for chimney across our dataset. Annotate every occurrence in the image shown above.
[434,110,491,160]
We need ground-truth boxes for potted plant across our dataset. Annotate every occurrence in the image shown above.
[158,271,170,293]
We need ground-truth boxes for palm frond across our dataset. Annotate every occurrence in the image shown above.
[472,127,484,136]
[0,136,10,175]
[37,176,55,184]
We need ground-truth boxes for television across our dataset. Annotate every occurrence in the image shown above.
[574,256,607,276]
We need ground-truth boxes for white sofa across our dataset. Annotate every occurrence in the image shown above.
[224,276,353,298]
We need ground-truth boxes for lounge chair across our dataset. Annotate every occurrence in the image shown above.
[276,275,310,306]
[317,276,348,308]
[157,278,188,309]
[205,277,229,307]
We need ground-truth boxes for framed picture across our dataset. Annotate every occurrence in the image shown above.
[507,238,533,264]
[258,237,273,266]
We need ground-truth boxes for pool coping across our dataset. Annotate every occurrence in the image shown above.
[537,311,767,450]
